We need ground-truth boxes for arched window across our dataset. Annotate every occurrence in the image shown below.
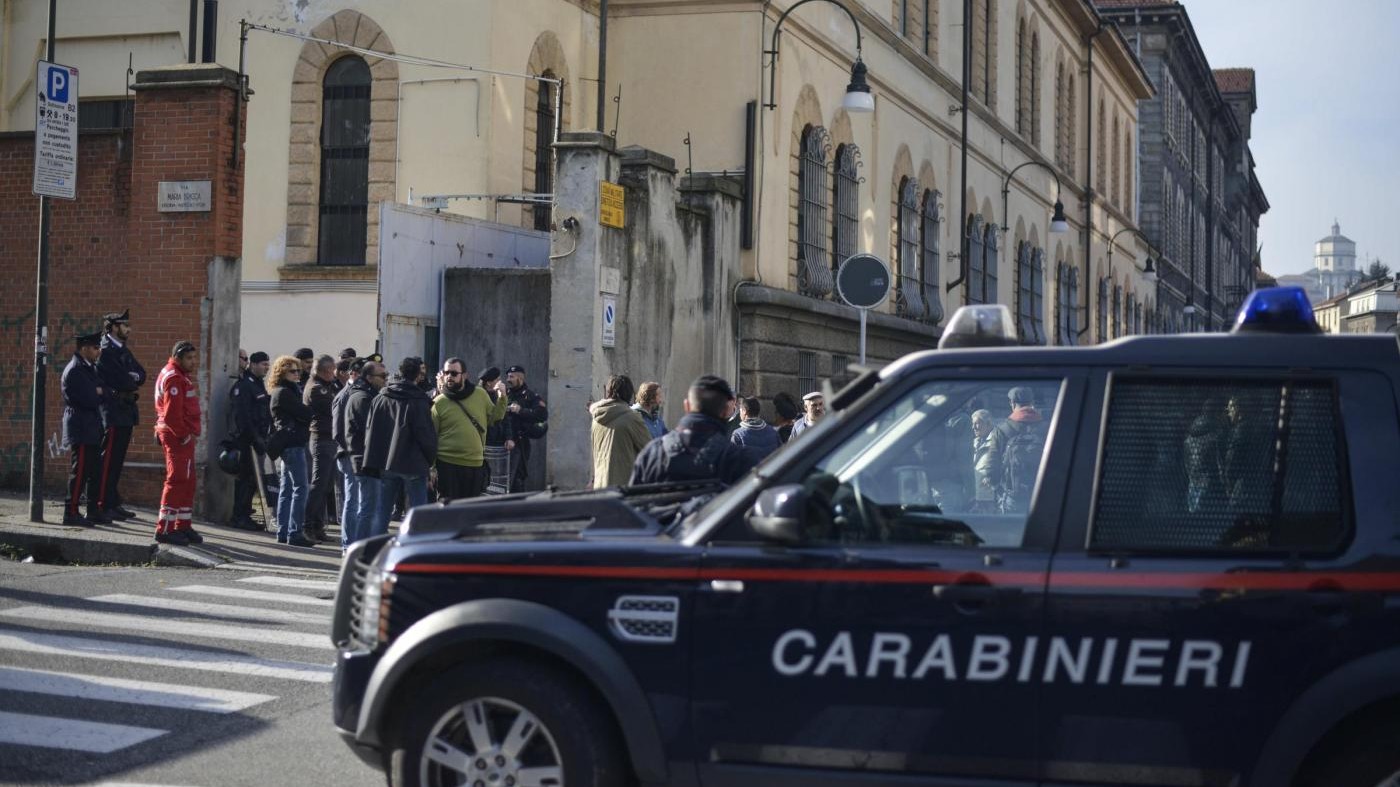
[967,215,987,305]
[921,189,944,324]
[971,0,996,107]
[318,56,372,266]
[797,125,832,297]
[1066,75,1077,175]
[1123,128,1133,220]
[1111,114,1120,207]
[1096,98,1107,195]
[984,221,1000,304]
[1134,299,1144,335]
[1054,62,1065,169]
[1016,244,1044,345]
[1016,19,1028,136]
[1112,284,1123,338]
[832,143,860,276]
[895,177,924,319]
[1067,264,1080,345]
[1124,292,1135,335]
[1097,276,1109,342]
[532,73,557,232]
[1030,32,1041,148]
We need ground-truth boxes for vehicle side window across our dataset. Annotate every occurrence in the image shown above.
[798,379,1062,548]
[1091,377,1348,553]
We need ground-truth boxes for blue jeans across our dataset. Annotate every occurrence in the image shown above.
[338,456,361,548]
[357,473,383,539]
[374,471,427,535]
[276,447,309,540]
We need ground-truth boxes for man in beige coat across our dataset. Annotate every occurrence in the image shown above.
[590,375,654,488]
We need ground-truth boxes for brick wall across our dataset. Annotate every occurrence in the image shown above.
[0,64,244,515]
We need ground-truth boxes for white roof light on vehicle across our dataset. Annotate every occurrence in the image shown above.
[938,305,1020,349]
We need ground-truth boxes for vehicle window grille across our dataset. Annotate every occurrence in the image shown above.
[344,559,371,650]
[1091,378,1348,554]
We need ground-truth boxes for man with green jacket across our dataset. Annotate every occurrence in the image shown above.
[431,357,508,499]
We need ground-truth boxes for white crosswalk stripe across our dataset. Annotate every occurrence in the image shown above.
[169,584,334,607]
[0,710,166,753]
[0,666,276,713]
[89,594,330,626]
[0,574,342,771]
[0,629,332,682]
[234,576,340,593]
[0,606,331,650]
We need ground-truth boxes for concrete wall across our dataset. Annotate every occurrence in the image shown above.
[442,267,552,487]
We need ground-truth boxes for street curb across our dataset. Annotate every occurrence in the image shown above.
[0,530,158,566]
[153,544,229,569]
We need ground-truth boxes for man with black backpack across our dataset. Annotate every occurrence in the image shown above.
[985,386,1049,514]
[630,375,757,486]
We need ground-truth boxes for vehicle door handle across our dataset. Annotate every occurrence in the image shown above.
[707,580,745,593]
[931,584,1021,605]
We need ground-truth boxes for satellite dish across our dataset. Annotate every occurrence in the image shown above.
[836,254,891,310]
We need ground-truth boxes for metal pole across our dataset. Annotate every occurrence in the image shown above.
[29,0,57,522]
[595,0,608,130]
[188,0,198,63]
[947,0,971,296]
[859,308,867,365]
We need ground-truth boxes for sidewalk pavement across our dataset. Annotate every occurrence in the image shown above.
[0,491,357,577]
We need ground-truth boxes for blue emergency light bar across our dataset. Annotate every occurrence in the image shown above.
[1230,287,1321,334]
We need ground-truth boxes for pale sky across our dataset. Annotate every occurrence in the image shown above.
[1180,0,1400,276]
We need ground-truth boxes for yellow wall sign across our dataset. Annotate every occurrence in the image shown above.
[599,181,625,228]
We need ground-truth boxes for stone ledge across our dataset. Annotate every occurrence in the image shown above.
[736,283,942,341]
[278,264,378,282]
[131,63,241,92]
[555,131,617,153]
[620,145,677,174]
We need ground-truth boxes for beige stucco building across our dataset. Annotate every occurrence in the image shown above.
[2,0,1156,372]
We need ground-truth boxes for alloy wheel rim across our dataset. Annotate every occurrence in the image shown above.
[420,696,563,787]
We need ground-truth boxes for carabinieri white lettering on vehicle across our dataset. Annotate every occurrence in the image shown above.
[771,630,1251,688]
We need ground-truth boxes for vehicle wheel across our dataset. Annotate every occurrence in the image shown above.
[1295,717,1400,787]
[388,658,628,787]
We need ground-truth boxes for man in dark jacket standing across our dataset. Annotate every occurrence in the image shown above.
[302,355,338,542]
[336,359,384,547]
[730,397,781,461]
[362,357,437,536]
[631,375,756,486]
[504,365,548,491]
[62,333,108,526]
[95,310,145,521]
[228,351,273,529]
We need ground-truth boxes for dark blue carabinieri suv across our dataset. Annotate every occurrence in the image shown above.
[331,293,1400,787]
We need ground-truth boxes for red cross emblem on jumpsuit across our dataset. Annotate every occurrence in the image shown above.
[153,358,201,536]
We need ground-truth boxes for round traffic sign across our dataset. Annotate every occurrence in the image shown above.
[836,254,891,309]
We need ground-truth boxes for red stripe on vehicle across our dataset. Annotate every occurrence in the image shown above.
[391,563,1400,591]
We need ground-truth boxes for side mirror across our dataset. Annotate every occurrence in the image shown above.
[747,484,807,544]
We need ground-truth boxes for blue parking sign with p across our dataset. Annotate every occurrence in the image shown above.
[45,65,69,103]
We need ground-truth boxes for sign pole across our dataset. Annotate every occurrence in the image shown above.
[859,308,867,366]
[28,0,57,523]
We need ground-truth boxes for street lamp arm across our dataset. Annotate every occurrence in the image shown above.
[766,0,864,109]
[1000,159,1063,234]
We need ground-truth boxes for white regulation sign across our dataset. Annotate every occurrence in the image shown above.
[33,61,79,200]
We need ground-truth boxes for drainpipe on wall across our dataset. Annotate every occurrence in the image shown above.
[596,0,608,130]
[1082,22,1104,338]
[945,0,973,298]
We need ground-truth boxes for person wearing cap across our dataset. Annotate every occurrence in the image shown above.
[294,347,315,391]
[629,375,757,486]
[95,309,146,521]
[61,332,109,526]
[503,365,548,490]
[153,341,203,545]
[227,350,273,530]
[789,391,825,439]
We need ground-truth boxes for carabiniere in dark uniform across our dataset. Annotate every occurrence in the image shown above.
[96,309,146,521]
[61,332,109,526]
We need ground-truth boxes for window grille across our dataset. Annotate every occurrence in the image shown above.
[1097,276,1109,342]
[318,56,371,266]
[832,144,860,277]
[798,351,817,395]
[533,77,555,232]
[967,215,986,306]
[797,126,833,298]
[1091,378,1347,554]
[1112,284,1123,338]
[895,178,925,320]
[921,190,944,325]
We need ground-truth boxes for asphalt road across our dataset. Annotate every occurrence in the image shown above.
[0,561,384,786]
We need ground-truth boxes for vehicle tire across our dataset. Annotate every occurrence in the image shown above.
[388,657,629,787]
[1294,717,1400,787]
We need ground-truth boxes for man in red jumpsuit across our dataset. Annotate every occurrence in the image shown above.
[154,341,202,546]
